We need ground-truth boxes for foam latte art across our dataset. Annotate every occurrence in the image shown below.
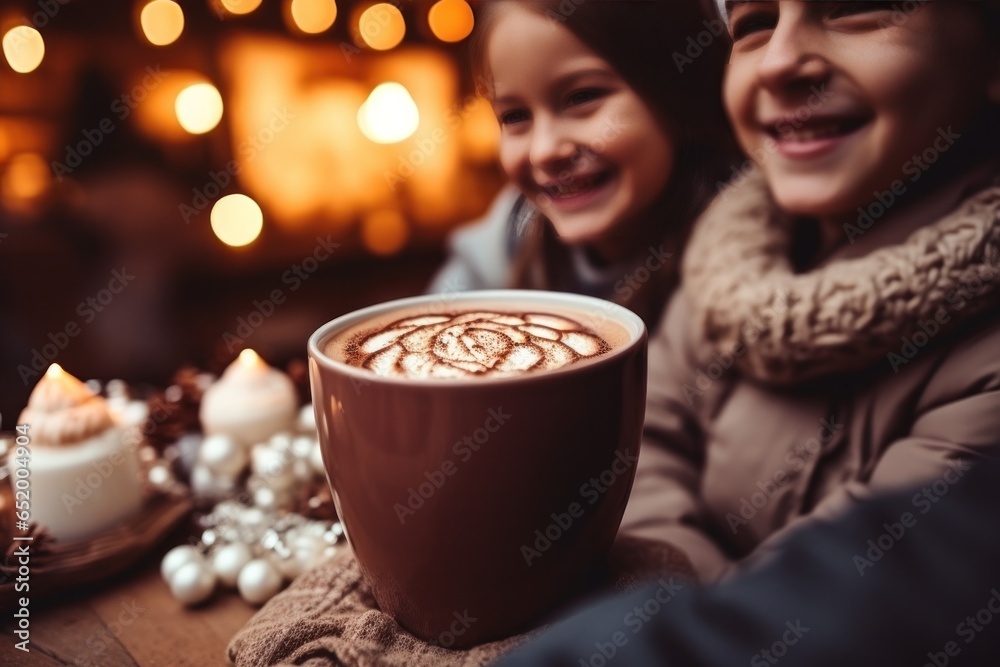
[347,311,610,378]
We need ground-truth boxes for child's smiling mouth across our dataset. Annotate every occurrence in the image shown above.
[540,170,615,200]
[762,113,872,159]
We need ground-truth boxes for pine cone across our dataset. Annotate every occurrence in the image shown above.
[295,478,339,522]
[286,358,311,407]
[144,366,210,452]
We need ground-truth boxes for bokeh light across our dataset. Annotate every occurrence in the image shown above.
[222,0,264,15]
[289,0,338,34]
[428,0,474,43]
[140,0,185,46]
[2,26,45,74]
[175,83,224,134]
[361,209,409,256]
[3,153,48,199]
[358,3,405,51]
[357,82,419,144]
[2,152,50,213]
[211,194,264,247]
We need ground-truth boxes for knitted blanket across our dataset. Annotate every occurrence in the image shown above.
[227,537,694,667]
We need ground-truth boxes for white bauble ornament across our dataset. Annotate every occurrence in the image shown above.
[161,545,204,582]
[252,486,281,512]
[292,435,314,459]
[292,534,328,575]
[269,432,293,451]
[241,506,266,527]
[189,464,223,499]
[297,404,316,434]
[238,559,284,605]
[198,434,247,479]
[212,543,253,588]
[113,399,149,427]
[251,444,295,490]
[169,561,217,606]
[293,458,313,483]
[268,551,301,580]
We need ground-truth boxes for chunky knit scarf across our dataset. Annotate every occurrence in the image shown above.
[681,169,1000,384]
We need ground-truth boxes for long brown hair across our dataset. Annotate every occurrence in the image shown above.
[468,0,736,327]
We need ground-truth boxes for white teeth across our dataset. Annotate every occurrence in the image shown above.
[780,123,845,142]
[546,174,603,196]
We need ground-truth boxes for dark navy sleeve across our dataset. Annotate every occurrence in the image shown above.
[495,452,1000,666]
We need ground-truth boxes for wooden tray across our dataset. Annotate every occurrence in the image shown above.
[0,491,193,609]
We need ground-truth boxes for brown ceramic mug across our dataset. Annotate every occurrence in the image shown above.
[307,290,647,646]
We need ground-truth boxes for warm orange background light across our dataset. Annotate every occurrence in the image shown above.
[2,26,45,73]
[361,209,409,256]
[358,3,405,51]
[175,83,224,134]
[462,98,501,161]
[131,70,216,142]
[289,0,338,34]
[357,82,420,144]
[140,0,185,46]
[2,152,50,213]
[428,0,474,43]
[222,0,264,15]
[211,194,264,247]
[217,36,502,243]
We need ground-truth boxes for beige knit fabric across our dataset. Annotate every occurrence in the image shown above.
[227,537,695,667]
[681,169,1000,384]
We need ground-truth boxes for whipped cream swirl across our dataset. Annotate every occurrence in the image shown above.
[349,311,610,379]
[18,369,116,446]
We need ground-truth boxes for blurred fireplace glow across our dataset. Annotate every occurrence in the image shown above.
[219,35,500,238]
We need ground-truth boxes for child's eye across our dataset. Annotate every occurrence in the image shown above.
[497,110,529,127]
[729,10,777,41]
[566,89,604,107]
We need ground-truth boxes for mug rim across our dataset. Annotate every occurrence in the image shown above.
[307,289,647,388]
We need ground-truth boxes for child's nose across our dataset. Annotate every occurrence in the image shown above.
[528,118,579,169]
[757,18,830,92]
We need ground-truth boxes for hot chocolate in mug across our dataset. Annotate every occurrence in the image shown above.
[308,290,647,646]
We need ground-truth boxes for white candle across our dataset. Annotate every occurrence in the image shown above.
[17,364,144,542]
[199,350,297,449]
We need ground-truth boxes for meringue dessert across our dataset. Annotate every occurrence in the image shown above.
[199,350,297,448]
[17,364,145,541]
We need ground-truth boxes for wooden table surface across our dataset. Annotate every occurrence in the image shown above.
[0,557,258,667]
